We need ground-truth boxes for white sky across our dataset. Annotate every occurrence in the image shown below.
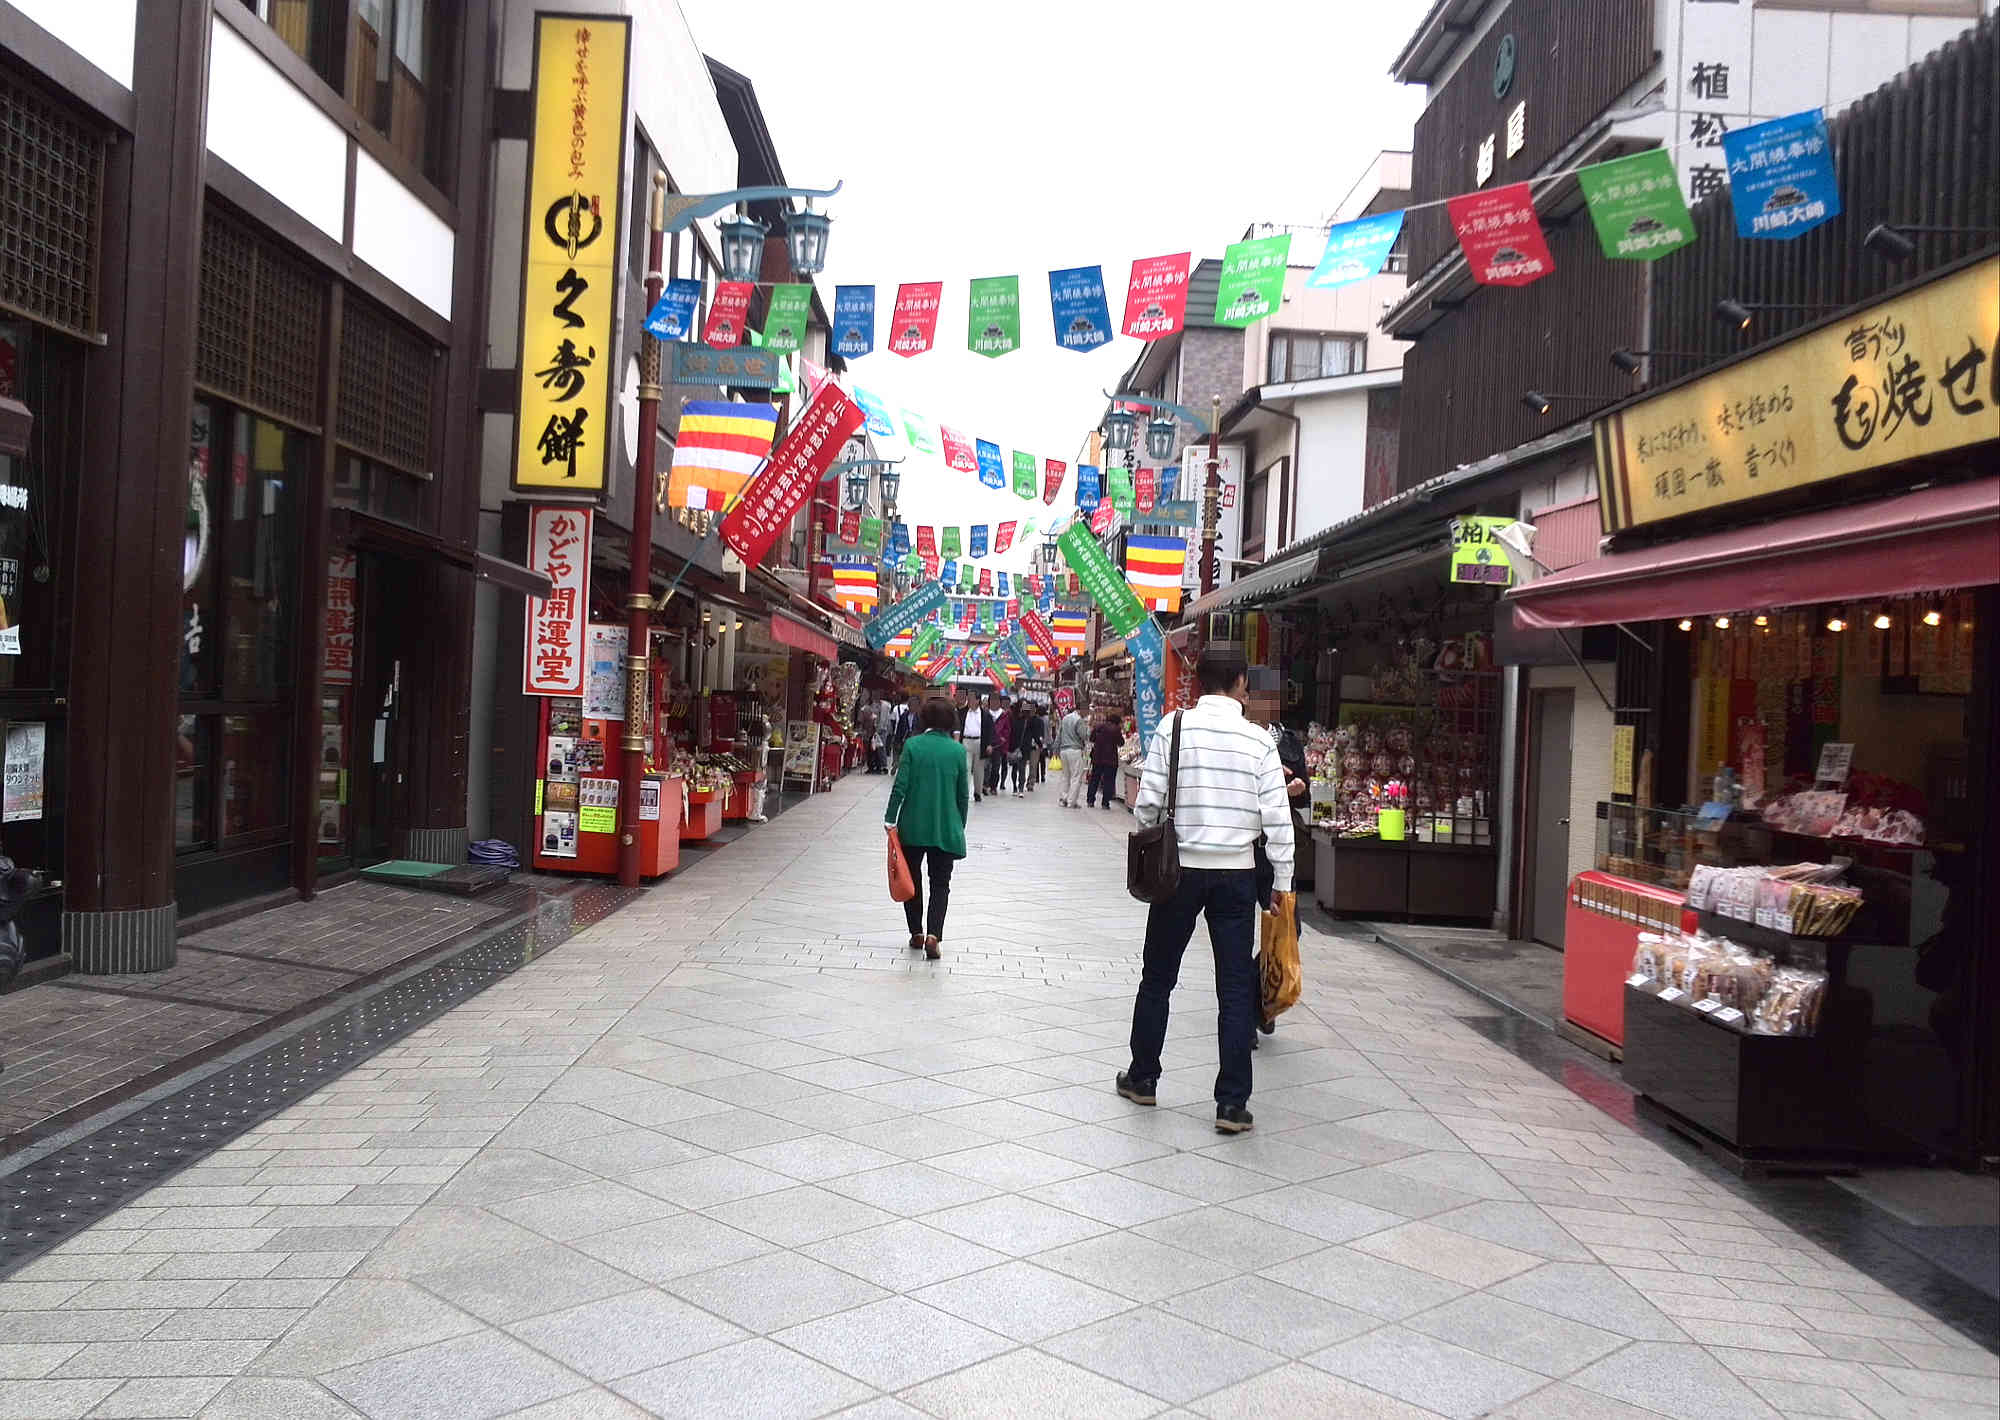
[680,0,1429,576]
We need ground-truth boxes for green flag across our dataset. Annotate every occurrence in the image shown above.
[1011,451,1037,499]
[1578,149,1696,262]
[903,410,938,455]
[1108,464,1135,516]
[959,565,977,592]
[763,283,812,352]
[901,550,923,576]
[906,624,941,664]
[1214,232,1291,326]
[859,516,883,552]
[967,275,1021,358]
[941,526,962,558]
[1058,522,1148,637]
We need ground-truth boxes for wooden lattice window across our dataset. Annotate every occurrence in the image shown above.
[335,296,434,476]
[194,209,326,430]
[0,68,106,340]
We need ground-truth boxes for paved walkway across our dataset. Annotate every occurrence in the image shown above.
[0,780,1993,1419]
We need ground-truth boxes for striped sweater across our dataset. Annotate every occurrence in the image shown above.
[1133,695,1297,891]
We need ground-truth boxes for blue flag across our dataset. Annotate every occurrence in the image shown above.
[1129,619,1166,746]
[889,521,911,560]
[942,561,958,589]
[833,285,875,358]
[997,571,1010,598]
[970,524,989,558]
[1723,110,1839,240]
[974,439,1006,489]
[1159,464,1179,502]
[1075,465,1102,509]
[645,278,702,340]
[1308,211,1405,289]
[1049,265,1112,351]
[852,386,896,439]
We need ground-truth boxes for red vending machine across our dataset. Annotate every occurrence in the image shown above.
[531,644,682,878]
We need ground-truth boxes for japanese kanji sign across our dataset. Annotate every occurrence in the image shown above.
[523,507,592,694]
[512,16,630,494]
[1075,465,1101,509]
[1011,450,1037,500]
[833,285,875,359]
[975,439,1006,490]
[1060,521,1148,637]
[721,385,866,565]
[1135,466,1157,513]
[1578,150,1694,261]
[763,283,813,353]
[1049,265,1112,351]
[994,520,1017,553]
[889,281,942,356]
[1722,109,1840,241]
[702,281,753,348]
[968,275,1021,358]
[1307,211,1405,289]
[1448,183,1554,287]
[1593,257,1998,531]
[323,552,356,685]
[644,278,701,340]
[1214,233,1290,326]
[939,425,978,474]
[1449,515,1514,586]
[1122,253,1190,339]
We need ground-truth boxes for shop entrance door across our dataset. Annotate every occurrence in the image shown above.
[316,549,419,875]
[1528,689,1574,948]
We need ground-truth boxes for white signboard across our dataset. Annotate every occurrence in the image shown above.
[1177,444,1244,591]
[523,507,591,695]
[583,622,627,721]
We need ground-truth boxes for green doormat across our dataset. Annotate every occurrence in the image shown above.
[359,862,510,895]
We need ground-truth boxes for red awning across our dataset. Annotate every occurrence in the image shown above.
[770,613,838,660]
[1508,477,2000,630]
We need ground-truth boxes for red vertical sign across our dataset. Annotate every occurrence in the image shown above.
[523,507,592,694]
[1122,252,1191,339]
[994,520,1017,553]
[1446,183,1556,287]
[916,525,937,557]
[323,553,357,685]
[720,386,866,565]
[888,282,942,357]
[1090,497,1117,535]
[702,281,754,347]
[1042,458,1066,506]
[1021,608,1061,666]
[1135,467,1158,513]
[939,425,977,473]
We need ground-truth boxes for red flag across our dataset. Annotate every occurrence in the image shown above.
[1067,572,1081,596]
[703,281,753,347]
[1122,252,1190,339]
[1447,183,1555,288]
[838,509,861,544]
[1025,574,1040,596]
[921,552,939,580]
[978,568,993,595]
[1090,496,1117,535]
[1021,608,1060,665]
[994,520,1017,553]
[916,525,937,557]
[1042,458,1066,506]
[1005,597,1020,619]
[1136,467,1158,513]
[888,281,942,357]
[939,425,977,473]
[721,385,865,565]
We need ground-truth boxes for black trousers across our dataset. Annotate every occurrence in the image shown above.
[1087,763,1118,805]
[901,842,954,939]
[984,751,1006,793]
[1127,866,1258,1107]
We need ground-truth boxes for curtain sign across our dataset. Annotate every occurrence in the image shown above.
[1089,496,1117,536]
[1135,466,1157,513]
[1447,183,1555,287]
[763,283,813,353]
[1122,253,1191,339]
[1723,110,1839,240]
[941,525,962,558]
[1011,450,1037,500]
[1075,464,1101,509]
[995,520,1017,553]
[1049,265,1113,351]
[975,439,1007,489]
[968,275,1022,358]
[513,16,630,493]
[939,425,978,473]
[702,280,754,347]
[1042,458,1066,505]
[852,386,896,439]
[523,507,592,695]
[721,385,865,565]
[889,281,943,356]
[1307,210,1405,289]
[644,277,702,340]
[1214,233,1291,326]
[833,285,875,358]
[970,524,989,558]
[903,409,939,455]
[1578,150,1695,260]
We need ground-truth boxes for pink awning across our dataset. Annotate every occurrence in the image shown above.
[771,613,838,660]
[1508,477,2000,630]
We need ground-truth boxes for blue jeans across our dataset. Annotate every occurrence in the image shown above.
[1127,867,1258,1108]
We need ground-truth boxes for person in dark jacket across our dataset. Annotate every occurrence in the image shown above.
[885,697,970,958]
[988,697,1016,796]
[1087,711,1123,809]
[1019,705,1047,792]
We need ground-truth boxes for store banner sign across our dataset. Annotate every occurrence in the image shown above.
[1595,256,2000,531]
[721,385,866,565]
[1129,617,1166,746]
[1043,458,1066,505]
[1107,464,1135,516]
[1449,515,1514,585]
[968,275,1021,357]
[1021,608,1061,665]
[995,520,1017,553]
[702,280,754,347]
[1578,150,1695,261]
[512,15,629,493]
[852,385,896,439]
[1448,183,1555,287]
[1122,252,1191,339]
[644,278,702,340]
[323,552,356,684]
[1011,450,1037,500]
[865,578,946,650]
[1307,210,1405,288]
[1090,496,1118,536]
[939,425,978,473]
[1060,521,1148,636]
[762,283,813,353]
[833,284,875,358]
[902,409,939,455]
[669,343,782,388]
[1723,109,1839,240]
[970,524,989,558]
[1135,466,1157,513]
[1075,464,1101,509]
[975,439,1007,489]
[523,507,592,695]
[889,281,942,356]
[1214,233,1291,326]
[1049,265,1113,351]
[941,525,962,558]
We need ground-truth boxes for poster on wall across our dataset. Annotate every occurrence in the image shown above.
[4,721,44,823]
[583,623,628,720]
[523,508,591,695]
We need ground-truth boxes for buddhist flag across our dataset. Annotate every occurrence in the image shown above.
[1126,534,1186,613]
[831,557,879,613]
[665,401,778,510]
[1051,610,1088,653]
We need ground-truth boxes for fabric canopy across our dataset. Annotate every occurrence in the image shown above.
[1508,477,1999,630]
[771,612,838,660]
[1183,546,1322,619]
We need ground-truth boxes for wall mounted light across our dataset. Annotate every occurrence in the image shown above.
[1609,348,1708,376]
[1677,619,1694,632]
[716,206,768,283]
[1713,616,1731,629]
[1922,606,1944,627]
[1826,615,1848,633]
[1522,391,1611,416]
[1872,611,1893,630]
[1753,614,1769,627]
[1714,298,1841,331]
[1862,222,1998,262]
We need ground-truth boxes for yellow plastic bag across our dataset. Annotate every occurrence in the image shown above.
[1047,754,1063,773]
[1259,892,1302,1024]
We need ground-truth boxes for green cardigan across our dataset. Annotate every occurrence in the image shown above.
[885,729,970,857]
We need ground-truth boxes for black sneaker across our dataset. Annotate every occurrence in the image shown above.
[1215,1105,1255,1134]
[1115,1072,1157,1106]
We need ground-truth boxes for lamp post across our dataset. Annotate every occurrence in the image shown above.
[1100,390,1218,594]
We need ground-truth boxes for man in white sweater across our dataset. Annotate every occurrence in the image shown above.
[1117,648,1295,1135]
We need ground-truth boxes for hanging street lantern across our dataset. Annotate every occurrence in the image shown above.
[843,468,869,510]
[878,467,901,506]
[1102,408,1136,454]
[717,205,767,283]
[785,202,831,275]
[1144,414,1179,463]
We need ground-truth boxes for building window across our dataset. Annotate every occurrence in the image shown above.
[238,0,341,87]
[0,66,107,341]
[1755,0,1978,13]
[333,294,436,527]
[1242,462,1272,561]
[346,0,455,183]
[1269,331,1364,384]
[195,209,326,433]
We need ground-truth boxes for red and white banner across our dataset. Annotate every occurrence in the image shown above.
[523,507,592,695]
[1042,458,1066,506]
[1447,183,1556,288]
[994,520,1017,553]
[1053,686,1076,716]
[888,281,942,357]
[1020,608,1061,666]
[1090,496,1117,536]
[1135,466,1158,513]
[1122,252,1190,339]
[721,386,865,566]
[702,281,754,347]
[978,567,993,595]
[838,508,861,544]
[916,525,937,557]
[939,425,978,473]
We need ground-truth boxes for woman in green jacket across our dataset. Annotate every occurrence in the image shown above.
[885,697,970,959]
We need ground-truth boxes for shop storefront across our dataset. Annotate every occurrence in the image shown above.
[1508,254,1999,1168]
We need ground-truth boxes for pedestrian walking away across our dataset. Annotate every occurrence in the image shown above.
[958,693,989,803]
[1117,648,1295,1135]
[1055,701,1090,807]
[987,696,1017,797]
[885,697,970,959]
[1020,701,1047,792]
[1087,710,1123,809]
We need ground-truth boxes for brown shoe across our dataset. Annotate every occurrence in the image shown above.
[924,936,942,960]
[909,934,925,951]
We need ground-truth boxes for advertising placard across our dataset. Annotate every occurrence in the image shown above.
[1449,515,1515,585]
[1213,233,1291,326]
[1578,150,1695,261]
[1722,109,1839,240]
[701,281,754,348]
[832,284,875,359]
[523,507,591,695]
[1122,252,1190,339]
[1307,211,1405,289]
[888,281,942,356]
[1049,265,1112,351]
[720,385,866,565]
[968,275,1021,357]
[1447,183,1555,287]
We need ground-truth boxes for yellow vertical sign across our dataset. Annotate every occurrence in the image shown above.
[513,14,630,494]
[1611,724,1635,797]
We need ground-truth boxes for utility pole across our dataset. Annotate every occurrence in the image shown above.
[617,172,667,889]
[1199,395,1223,597]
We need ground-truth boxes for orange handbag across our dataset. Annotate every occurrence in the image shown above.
[886,827,916,902]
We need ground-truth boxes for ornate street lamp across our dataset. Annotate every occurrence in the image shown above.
[717,206,767,283]
[843,468,869,511]
[1102,407,1136,454]
[1144,414,1179,463]
[878,466,901,508]
[785,201,832,276]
